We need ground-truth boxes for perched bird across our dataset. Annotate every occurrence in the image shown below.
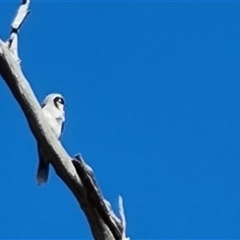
[36,93,65,185]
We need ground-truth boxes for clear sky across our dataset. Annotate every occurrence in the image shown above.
[1,1,240,239]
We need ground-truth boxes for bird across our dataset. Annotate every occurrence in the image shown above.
[36,93,65,185]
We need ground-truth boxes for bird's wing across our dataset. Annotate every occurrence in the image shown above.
[60,121,65,138]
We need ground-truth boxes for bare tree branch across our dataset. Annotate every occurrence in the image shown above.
[73,156,123,240]
[11,0,30,30]
[7,0,30,63]
[0,1,129,240]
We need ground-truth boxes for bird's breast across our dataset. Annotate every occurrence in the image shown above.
[43,111,63,139]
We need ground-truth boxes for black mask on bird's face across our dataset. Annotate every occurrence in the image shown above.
[53,96,65,110]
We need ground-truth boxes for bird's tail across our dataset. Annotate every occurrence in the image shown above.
[36,147,49,185]
[36,161,49,185]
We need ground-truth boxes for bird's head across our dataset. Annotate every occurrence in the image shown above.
[42,93,65,111]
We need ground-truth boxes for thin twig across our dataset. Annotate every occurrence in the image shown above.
[119,196,129,240]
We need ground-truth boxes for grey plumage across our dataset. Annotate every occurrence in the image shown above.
[36,93,65,185]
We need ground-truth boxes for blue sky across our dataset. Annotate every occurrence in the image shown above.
[1,1,240,239]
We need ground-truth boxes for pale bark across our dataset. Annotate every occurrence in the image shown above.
[0,1,129,240]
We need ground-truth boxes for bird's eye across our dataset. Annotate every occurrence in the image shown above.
[58,97,64,105]
[53,96,65,107]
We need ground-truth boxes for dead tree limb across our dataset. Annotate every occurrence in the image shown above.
[0,1,129,240]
